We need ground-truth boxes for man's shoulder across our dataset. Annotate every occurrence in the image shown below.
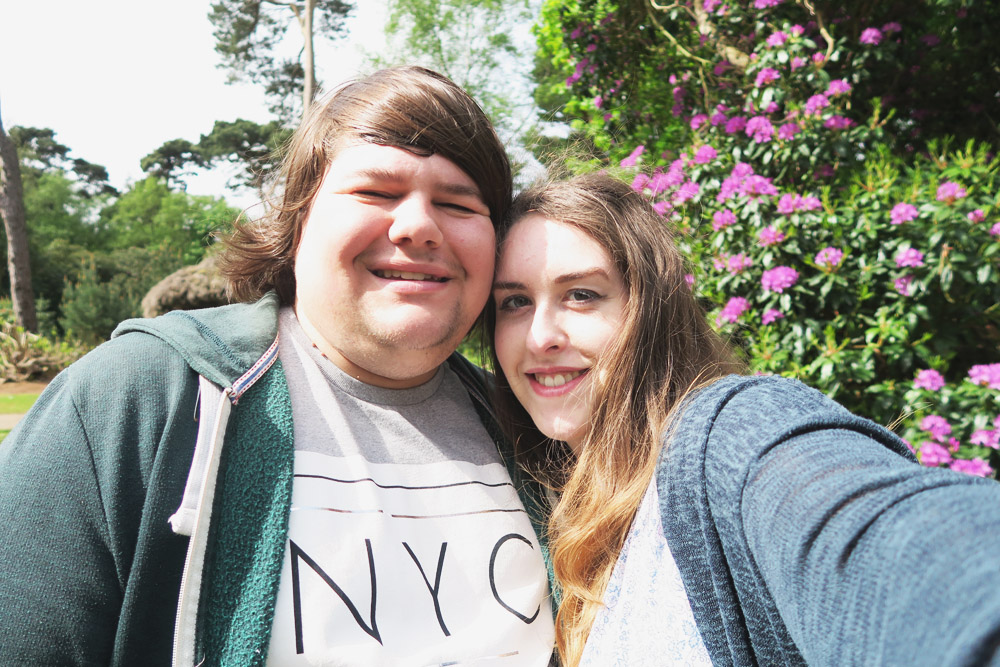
[111,293,281,388]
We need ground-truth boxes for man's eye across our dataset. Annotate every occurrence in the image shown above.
[498,295,530,311]
[441,202,478,214]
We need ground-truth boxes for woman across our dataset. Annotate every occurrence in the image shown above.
[485,173,1000,666]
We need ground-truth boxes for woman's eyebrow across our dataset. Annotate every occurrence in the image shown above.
[553,268,609,283]
[493,268,610,291]
[492,280,526,291]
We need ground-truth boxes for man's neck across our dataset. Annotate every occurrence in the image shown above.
[294,307,440,389]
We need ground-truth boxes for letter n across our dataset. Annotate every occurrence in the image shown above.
[289,539,381,653]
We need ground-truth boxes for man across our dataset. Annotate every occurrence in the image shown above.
[0,67,555,665]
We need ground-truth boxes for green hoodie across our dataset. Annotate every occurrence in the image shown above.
[0,294,549,666]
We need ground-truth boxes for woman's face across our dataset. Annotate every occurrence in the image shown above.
[493,214,626,455]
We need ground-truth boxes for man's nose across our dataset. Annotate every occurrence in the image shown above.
[387,196,444,248]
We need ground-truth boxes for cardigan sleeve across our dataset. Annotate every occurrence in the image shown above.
[664,375,1000,666]
[0,333,199,665]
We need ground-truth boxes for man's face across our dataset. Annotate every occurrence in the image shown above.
[293,143,495,388]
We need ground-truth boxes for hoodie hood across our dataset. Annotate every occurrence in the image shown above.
[112,292,281,389]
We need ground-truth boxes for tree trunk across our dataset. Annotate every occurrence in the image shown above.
[0,100,37,332]
[301,0,316,116]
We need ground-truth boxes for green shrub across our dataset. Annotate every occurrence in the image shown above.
[0,320,87,383]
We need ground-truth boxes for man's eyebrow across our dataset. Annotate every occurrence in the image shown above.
[351,168,484,200]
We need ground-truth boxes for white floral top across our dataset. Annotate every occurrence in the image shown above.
[579,478,712,665]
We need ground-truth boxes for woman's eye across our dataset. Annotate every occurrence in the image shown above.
[498,295,530,311]
[568,289,600,303]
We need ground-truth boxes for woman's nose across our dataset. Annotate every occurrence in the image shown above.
[527,308,567,354]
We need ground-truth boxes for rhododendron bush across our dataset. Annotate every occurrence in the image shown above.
[532,0,1000,476]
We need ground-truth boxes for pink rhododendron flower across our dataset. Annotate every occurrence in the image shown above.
[586,43,597,53]
[790,25,804,36]
[790,56,806,71]
[950,458,994,478]
[693,145,717,164]
[826,79,852,96]
[762,309,784,325]
[704,0,720,11]
[921,34,941,46]
[684,273,695,287]
[725,116,748,134]
[726,254,753,274]
[824,115,854,130]
[758,226,785,246]
[761,266,799,293]
[673,180,701,204]
[936,181,967,203]
[716,296,749,326]
[990,222,1000,237]
[778,122,801,140]
[969,363,1000,389]
[895,248,925,268]
[631,173,650,192]
[777,194,799,215]
[948,437,961,453]
[594,96,603,109]
[620,145,645,167]
[919,441,952,467]
[712,209,737,231]
[890,202,918,225]
[805,94,830,115]
[914,369,945,391]
[920,415,952,443]
[968,209,986,223]
[970,430,1000,449]
[894,275,914,296]
[815,246,844,269]
[740,174,779,199]
[766,31,788,48]
[860,28,883,45]
[765,101,779,114]
[652,200,671,216]
[753,0,783,7]
[690,113,708,130]
[882,21,902,33]
[746,116,774,143]
[799,195,822,211]
[812,52,826,65]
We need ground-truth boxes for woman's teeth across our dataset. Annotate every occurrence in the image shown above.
[533,370,584,387]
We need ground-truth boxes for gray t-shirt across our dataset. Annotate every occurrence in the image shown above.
[267,308,554,666]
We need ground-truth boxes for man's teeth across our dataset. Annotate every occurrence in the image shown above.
[534,371,584,387]
[376,270,445,281]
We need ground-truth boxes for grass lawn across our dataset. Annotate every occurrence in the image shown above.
[0,391,41,442]
[0,393,40,414]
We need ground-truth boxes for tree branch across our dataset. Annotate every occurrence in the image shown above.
[796,0,835,61]
[645,1,711,66]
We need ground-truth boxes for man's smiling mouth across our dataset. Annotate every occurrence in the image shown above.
[373,269,448,282]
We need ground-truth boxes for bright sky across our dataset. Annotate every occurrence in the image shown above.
[0,0,386,206]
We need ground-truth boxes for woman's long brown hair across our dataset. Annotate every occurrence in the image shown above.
[485,173,742,666]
